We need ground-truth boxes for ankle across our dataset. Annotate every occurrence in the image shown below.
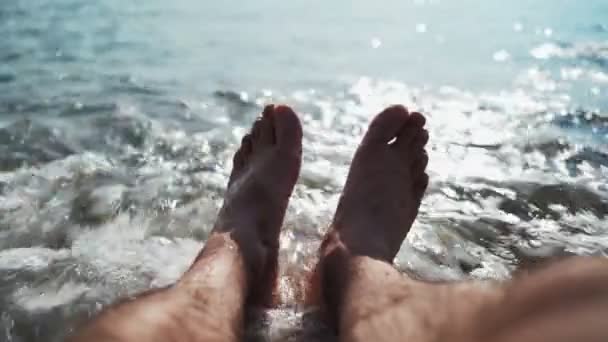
[193,232,263,286]
[313,231,351,330]
[319,230,347,259]
[325,225,396,262]
[212,214,281,306]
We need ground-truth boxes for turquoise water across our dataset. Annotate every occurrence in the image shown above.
[1,1,607,341]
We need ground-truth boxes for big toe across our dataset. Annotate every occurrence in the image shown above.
[272,105,303,153]
[362,105,410,145]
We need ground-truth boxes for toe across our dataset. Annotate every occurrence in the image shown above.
[259,105,277,145]
[251,119,264,148]
[413,129,429,150]
[362,105,409,145]
[229,134,252,185]
[232,148,245,171]
[272,105,303,152]
[229,151,244,186]
[395,112,426,149]
[414,173,429,202]
[409,112,426,127]
[412,151,429,175]
[240,134,253,161]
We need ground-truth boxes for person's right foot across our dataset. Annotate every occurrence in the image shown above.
[324,105,429,262]
[204,104,302,306]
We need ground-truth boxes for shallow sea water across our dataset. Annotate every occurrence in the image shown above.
[1,0,608,341]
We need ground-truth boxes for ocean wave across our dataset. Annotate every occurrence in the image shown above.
[531,41,608,68]
[0,79,607,341]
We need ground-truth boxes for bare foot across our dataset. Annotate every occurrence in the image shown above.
[209,104,302,306]
[308,105,429,327]
[325,105,429,262]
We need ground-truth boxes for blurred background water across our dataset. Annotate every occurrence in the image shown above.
[1,0,607,341]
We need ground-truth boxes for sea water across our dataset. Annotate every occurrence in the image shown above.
[1,0,607,341]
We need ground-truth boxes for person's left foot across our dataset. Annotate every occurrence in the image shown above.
[211,104,303,305]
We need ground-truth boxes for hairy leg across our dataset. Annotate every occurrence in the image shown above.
[70,234,250,342]
[485,257,608,342]
[312,106,445,341]
[69,105,302,342]
[312,106,608,342]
